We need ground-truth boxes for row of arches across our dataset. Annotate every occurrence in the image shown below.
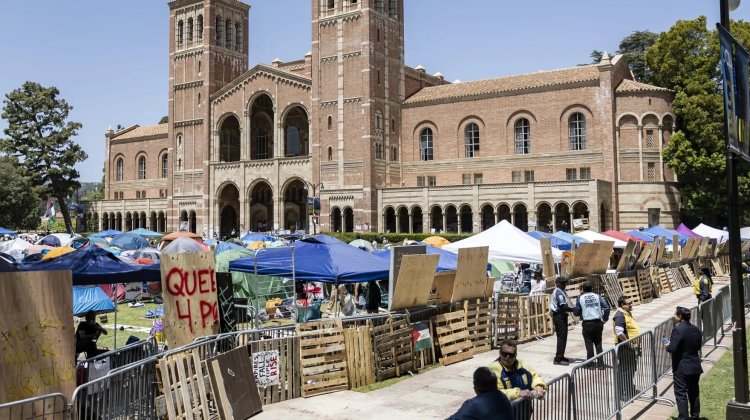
[94,211,173,233]
[114,153,168,182]
[218,94,309,163]
[380,201,597,234]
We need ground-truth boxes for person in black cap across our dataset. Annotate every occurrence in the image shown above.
[550,276,574,365]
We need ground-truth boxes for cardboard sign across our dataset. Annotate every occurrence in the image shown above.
[0,270,75,403]
[161,252,219,347]
[251,350,280,388]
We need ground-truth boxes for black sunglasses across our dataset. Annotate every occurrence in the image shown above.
[501,351,517,358]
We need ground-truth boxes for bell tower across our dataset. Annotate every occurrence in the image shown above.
[166,0,249,233]
[312,0,405,232]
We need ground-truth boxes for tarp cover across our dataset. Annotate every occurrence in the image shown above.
[641,226,688,245]
[575,230,628,248]
[229,234,390,283]
[691,224,728,243]
[373,242,471,271]
[527,231,572,250]
[0,227,17,236]
[91,229,123,237]
[161,236,209,254]
[626,230,655,243]
[128,228,164,239]
[601,230,645,244]
[17,244,160,285]
[552,231,592,247]
[442,220,562,264]
[241,232,276,243]
[110,232,149,250]
[73,286,116,316]
[676,223,703,239]
[0,238,31,261]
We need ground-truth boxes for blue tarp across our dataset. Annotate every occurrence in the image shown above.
[110,232,149,250]
[241,232,276,243]
[73,286,116,316]
[552,231,592,246]
[129,228,164,239]
[229,234,389,283]
[527,231,572,250]
[641,226,688,246]
[17,244,161,285]
[373,242,492,272]
[626,230,655,243]
[91,229,122,237]
[0,228,17,236]
[215,241,247,254]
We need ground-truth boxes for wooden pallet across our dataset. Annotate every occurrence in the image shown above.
[296,319,349,397]
[600,274,624,308]
[649,268,663,298]
[674,267,690,288]
[433,310,474,366]
[636,270,654,304]
[158,349,211,419]
[657,269,673,293]
[372,316,415,382]
[518,294,553,341]
[247,336,301,404]
[493,293,520,345]
[344,326,375,389]
[564,277,589,303]
[711,259,726,276]
[457,298,493,353]
[618,276,641,306]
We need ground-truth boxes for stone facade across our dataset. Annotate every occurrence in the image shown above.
[83,0,679,236]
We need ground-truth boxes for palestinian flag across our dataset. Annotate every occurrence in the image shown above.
[412,321,433,352]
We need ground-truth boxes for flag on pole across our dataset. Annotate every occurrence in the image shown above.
[43,198,56,222]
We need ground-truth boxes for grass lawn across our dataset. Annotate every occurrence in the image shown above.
[674,329,750,419]
[75,302,162,351]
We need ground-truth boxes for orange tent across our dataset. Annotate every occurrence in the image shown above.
[161,231,202,242]
[422,236,451,248]
[42,246,75,260]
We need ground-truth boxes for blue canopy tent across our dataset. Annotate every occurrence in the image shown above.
[527,231,573,250]
[215,241,247,254]
[241,232,276,243]
[641,226,688,246]
[626,230,655,243]
[110,232,149,250]
[91,229,123,237]
[552,231,592,247]
[17,244,161,285]
[73,286,116,316]
[129,228,165,239]
[0,228,17,236]
[229,234,389,283]
[373,242,492,271]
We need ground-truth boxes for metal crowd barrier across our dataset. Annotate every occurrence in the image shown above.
[78,337,158,377]
[510,373,572,420]
[0,393,69,419]
[571,348,619,419]
[652,318,675,380]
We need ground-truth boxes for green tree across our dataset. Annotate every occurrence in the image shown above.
[618,30,659,82]
[0,156,41,229]
[159,115,168,124]
[648,17,750,226]
[1,82,88,233]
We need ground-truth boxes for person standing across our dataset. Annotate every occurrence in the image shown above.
[613,296,640,401]
[448,367,513,420]
[574,283,610,368]
[665,306,703,420]
[694,267,713,303]
[550,276,574,365]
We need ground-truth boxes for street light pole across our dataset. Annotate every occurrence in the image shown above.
[303,181,323,235]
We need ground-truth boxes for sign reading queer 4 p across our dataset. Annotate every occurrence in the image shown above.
[161,252,219,347]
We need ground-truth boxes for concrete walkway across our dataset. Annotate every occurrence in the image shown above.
[257,286,725,419]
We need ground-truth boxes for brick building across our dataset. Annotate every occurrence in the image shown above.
[84,0,679,236]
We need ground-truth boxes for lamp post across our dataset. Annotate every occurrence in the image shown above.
[302,181,323,235]
[720,0,750,412]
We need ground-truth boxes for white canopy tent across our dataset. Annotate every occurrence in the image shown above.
[575,230,628,249]
[692,223,728,243]
[443,220,562,264]
[0,238,31,261]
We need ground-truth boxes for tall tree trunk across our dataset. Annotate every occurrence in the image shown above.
[55,194,74,234]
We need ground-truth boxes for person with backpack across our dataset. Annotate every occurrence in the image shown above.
[694,267,713,303]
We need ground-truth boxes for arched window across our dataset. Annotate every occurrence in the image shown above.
[177,20,184,45]
[514,118,531,155]
[327,0,335,8]
[392,146,398,161]
[235,22,242,51]
[256,127,269,159]
[138,156,146,180]
[286,125,300,156]
[197,15,204,39]
[215,16,223,45]
[225,19,233,49]
[465,122,479,158]
[187,18,193,42]
[116,158,124,181]
[569,112,587,150]
[420,128,433,161]
[327,115,332,130]
[161,153,169,178]
[178,159,182,171]
[327,146,333,161]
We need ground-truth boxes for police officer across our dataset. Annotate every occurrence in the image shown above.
[550,276,574,365]
[574,283,610,368]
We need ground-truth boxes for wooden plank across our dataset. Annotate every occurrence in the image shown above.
[540,238,556,279]
[161,252,220,347]
[570,242,613,276]
[248,336,301,404]
[600,273,624,308]
[616,240,637,272]
[0,271,75,403]
[452,247,490,302]
[517,294,553,341]
[390,254,440,310]
[493,294,520,345]
[648,237,660,266]
[296,320,349,397]
[656,236,667,263]
[634,242,653,269]
[158,349,211,419]
[672,235,680,262]
[432,271,456,304]
[344,326,375,389]
[371,315,415,382]
[207,345,263,419]
[618,277,640,306]
[636,270,654,304]
[432,310,473,365]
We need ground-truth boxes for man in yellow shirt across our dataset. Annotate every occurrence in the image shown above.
[488,340,547,420]
[613,295,641,402]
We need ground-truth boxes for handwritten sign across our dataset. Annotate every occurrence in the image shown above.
[161,252,219,347]
[0,270,75,403]
[251,350,280,387]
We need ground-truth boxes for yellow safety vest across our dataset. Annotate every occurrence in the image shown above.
[613,308,640,344]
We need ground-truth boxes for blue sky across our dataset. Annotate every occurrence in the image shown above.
[1,0,748,182]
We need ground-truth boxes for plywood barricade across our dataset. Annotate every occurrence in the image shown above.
[616,240,637,272]
[161,252,219,348]
[432,271,456,304]
[247,336,301,405]
[570,242,613,276]
[540,238,556,279]
[343,326,375,389]
[371,315,415,382]
[0,270,75,404]
[433,310,473,366]
[452,247,490,302]
[389,254,439,311]
[454,298,493,354]
[493,294,520,346]
[296,320,349,397]
[207,345,263,420]
[158,349,211,419]
[518,295,553,341]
